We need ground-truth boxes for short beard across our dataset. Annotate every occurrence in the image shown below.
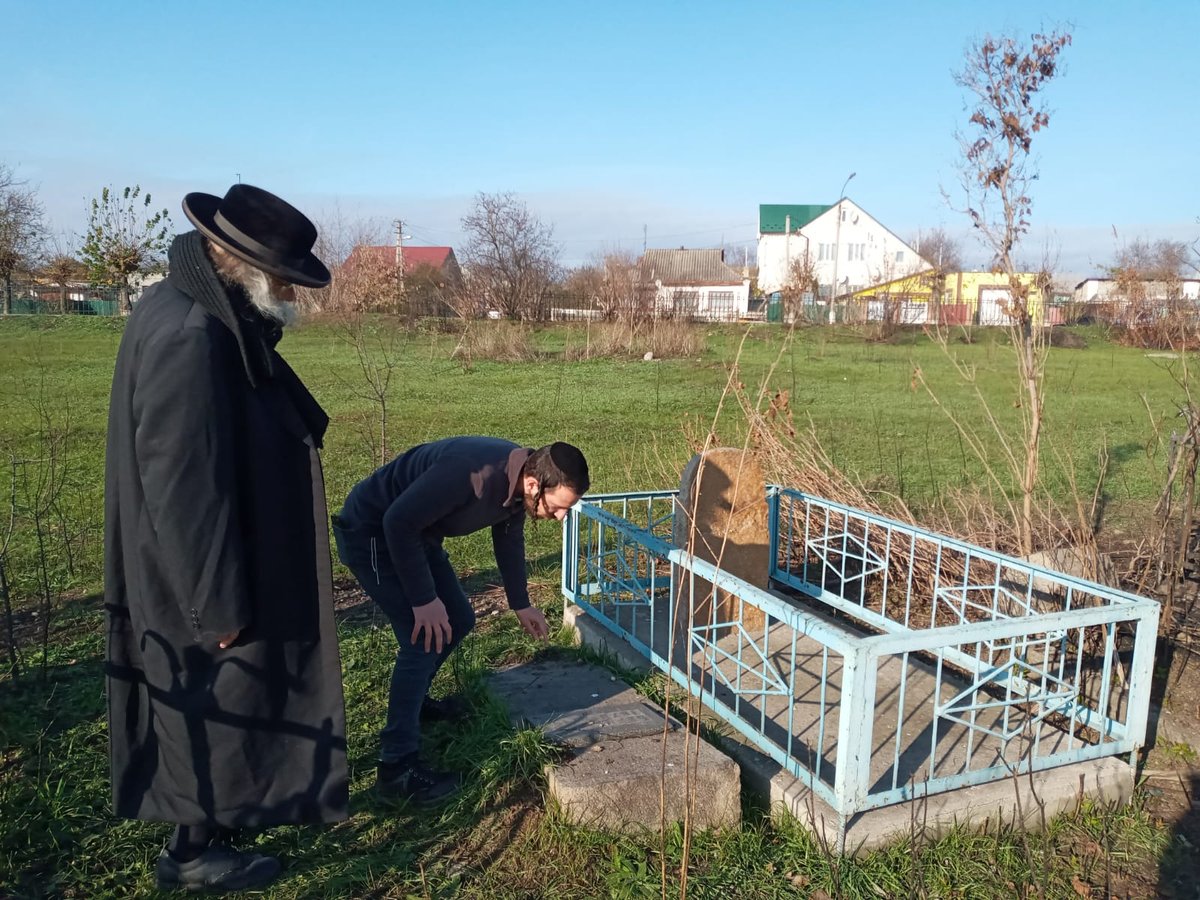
[208,242,299,327]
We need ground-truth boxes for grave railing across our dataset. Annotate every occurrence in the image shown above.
[562,488,1161,827]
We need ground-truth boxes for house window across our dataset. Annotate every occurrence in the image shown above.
[847,244,865,262]
[895,251,905,263]
[708,291,736,320]
[672,290,699,314]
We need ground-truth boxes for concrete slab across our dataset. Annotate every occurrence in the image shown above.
[487,657,741,833]
[548,731,742,832]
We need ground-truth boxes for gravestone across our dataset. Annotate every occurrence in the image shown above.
[672,448,770,635]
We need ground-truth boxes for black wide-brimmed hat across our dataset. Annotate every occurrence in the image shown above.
[182,184,330,288]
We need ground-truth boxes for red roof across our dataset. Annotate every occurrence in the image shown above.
[344,245,454,274]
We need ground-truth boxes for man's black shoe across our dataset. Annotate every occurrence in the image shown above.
[376,756,461,806]
[155,844,281,893]
[419,694,470,724]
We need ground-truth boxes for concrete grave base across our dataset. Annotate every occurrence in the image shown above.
[728,736,1134,855]
[563,602,653,676]
[565,602,1135,851]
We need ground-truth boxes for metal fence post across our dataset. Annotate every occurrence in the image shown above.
[767,485,781,582]
[1124,604,1162,753]
[833,644,877,833]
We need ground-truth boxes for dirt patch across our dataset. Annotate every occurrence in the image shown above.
[0,591,101,661]
[332,576,524,628]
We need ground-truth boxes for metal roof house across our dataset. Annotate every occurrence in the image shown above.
[757,200,928,297]
[639,248,751,322]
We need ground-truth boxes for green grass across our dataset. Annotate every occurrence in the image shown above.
[0,317,1194,897]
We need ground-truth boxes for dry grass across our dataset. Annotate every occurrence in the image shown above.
[451,320,537,366]
[564,319,704,360]
[732,363,1108,632]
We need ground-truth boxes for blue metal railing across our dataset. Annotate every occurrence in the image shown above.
[562,487,1161,833]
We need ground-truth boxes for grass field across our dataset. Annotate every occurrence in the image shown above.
[1,316,1196,897]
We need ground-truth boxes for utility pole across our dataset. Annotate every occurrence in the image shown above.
[394,219,410,302]
[829,172,856,325]
[643,224,647,254]
[785,213,792,286]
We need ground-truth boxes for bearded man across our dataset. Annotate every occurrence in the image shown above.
[104,184,347,893]
[332,438,589,805]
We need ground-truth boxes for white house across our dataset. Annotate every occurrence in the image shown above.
[1073,277,1200,304]
[757,200,929,296]
[639,248,751,321]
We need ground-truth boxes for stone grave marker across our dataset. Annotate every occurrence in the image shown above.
[672,447,770,635]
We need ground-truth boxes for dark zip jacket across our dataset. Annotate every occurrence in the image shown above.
[340,436,532,610]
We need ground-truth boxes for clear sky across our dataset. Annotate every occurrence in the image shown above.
[2,0,1196,276]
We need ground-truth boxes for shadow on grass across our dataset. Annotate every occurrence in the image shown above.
[1159,769,1200,897]
[263,614,570,897]
[0,593,569,898]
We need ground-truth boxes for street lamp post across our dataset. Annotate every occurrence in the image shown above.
[828,172,856,325]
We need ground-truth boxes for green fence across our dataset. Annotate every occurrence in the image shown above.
[4,284,123,316]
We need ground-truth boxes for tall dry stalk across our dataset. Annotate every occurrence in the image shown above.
[953,28,1071,556]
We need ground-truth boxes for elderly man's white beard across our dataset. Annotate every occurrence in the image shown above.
[239,266,300,327]
[210,243,300,327]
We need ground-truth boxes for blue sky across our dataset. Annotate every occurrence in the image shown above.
[3,0,1196,275]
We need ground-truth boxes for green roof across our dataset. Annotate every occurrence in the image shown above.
[759,204,832,234]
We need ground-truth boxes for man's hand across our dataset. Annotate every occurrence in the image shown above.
[217,630,240,649]
[412,598,452,653]
[515,606,549,640]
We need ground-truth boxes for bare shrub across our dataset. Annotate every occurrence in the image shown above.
[332,312,409,465]
[1,357,93,680]
[1106,239,1200,350]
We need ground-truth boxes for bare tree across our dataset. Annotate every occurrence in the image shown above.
[911,226,965,272]
[779,252,819,324]
[954,28,1072,556]
[294,212,404,316]
[461,192,560,321]
[1111,237,1191,282]
[39,237,85,314]
[0,164,46,315]
[403,261,456,320]
[561,252,643,322]
[80,185,172,312]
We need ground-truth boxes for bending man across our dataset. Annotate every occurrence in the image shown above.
[333,437,589,805]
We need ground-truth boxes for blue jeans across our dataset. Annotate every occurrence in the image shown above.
[332,516,475,763]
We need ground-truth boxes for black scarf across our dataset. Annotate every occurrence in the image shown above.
[167,231,330,446]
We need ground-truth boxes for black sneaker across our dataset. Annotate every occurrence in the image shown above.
[419,694,470,724]
[376,756,461,806]
[155,844,281,893]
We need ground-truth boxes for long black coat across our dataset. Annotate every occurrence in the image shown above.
[104,275,348,827]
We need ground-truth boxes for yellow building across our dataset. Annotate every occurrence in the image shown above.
[849,270,1053,326]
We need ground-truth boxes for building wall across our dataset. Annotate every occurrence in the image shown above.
[654,281,751,320]
[1074,278,1200,304]
[757,200,928,295]
[851,271,1050,325]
